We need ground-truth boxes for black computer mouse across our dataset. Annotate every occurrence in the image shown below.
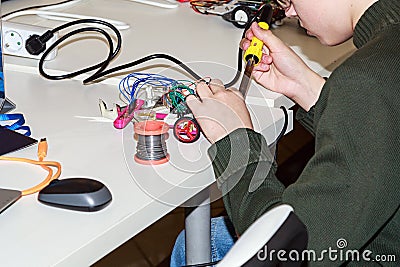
[38,178,112,212]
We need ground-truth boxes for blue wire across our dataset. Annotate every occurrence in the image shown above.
[0,113,32,136]
[118,72,180,104]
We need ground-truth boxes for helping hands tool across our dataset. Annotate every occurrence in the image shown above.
[239,4,273,98]
[113,99,144,129]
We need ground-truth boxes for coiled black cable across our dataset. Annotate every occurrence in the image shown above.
[36,4,273,87]
[38,19,122,82]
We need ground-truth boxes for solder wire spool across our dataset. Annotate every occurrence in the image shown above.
[134,120,170,165]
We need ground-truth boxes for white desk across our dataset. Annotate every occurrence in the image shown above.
[0,0,355,266]
[0,69,289,267]
[2,0,355,84]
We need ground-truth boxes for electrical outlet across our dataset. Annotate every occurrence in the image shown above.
[2,21,58,60]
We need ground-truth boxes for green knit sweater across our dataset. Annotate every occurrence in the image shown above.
[208,0,400,265]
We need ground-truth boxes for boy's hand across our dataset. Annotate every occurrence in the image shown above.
[186,79,253,143]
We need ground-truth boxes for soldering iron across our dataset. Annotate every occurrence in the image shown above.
[239,4,273,98]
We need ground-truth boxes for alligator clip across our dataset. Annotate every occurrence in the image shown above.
[99,99,122,120]
[113,99,144,129]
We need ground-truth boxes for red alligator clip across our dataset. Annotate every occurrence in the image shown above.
[113,99,144,129]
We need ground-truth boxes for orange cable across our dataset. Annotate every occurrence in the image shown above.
[0,138,62,196]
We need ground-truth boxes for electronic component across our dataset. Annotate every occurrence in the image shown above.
[134,109,156,121]
[190,0,285,29]
[173,116,201,143]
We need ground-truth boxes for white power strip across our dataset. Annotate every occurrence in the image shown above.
[2,21,58,60]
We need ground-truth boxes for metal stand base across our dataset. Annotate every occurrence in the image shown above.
[184,188,211,265]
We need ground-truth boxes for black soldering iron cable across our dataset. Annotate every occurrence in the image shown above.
[38,19,122,81]
[81,4,266,86]
[38,4,270,87]
[39,27,115,80]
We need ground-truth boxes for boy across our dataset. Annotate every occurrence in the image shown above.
[172,0,400,265]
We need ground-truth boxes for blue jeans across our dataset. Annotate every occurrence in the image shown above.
[170,216,237,267]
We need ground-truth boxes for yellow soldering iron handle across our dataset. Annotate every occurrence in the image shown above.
[243,5,273,65]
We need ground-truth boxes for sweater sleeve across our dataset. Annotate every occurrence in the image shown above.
[296,106,316,136]
[208,75,400,264]
[208,128,285,232]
